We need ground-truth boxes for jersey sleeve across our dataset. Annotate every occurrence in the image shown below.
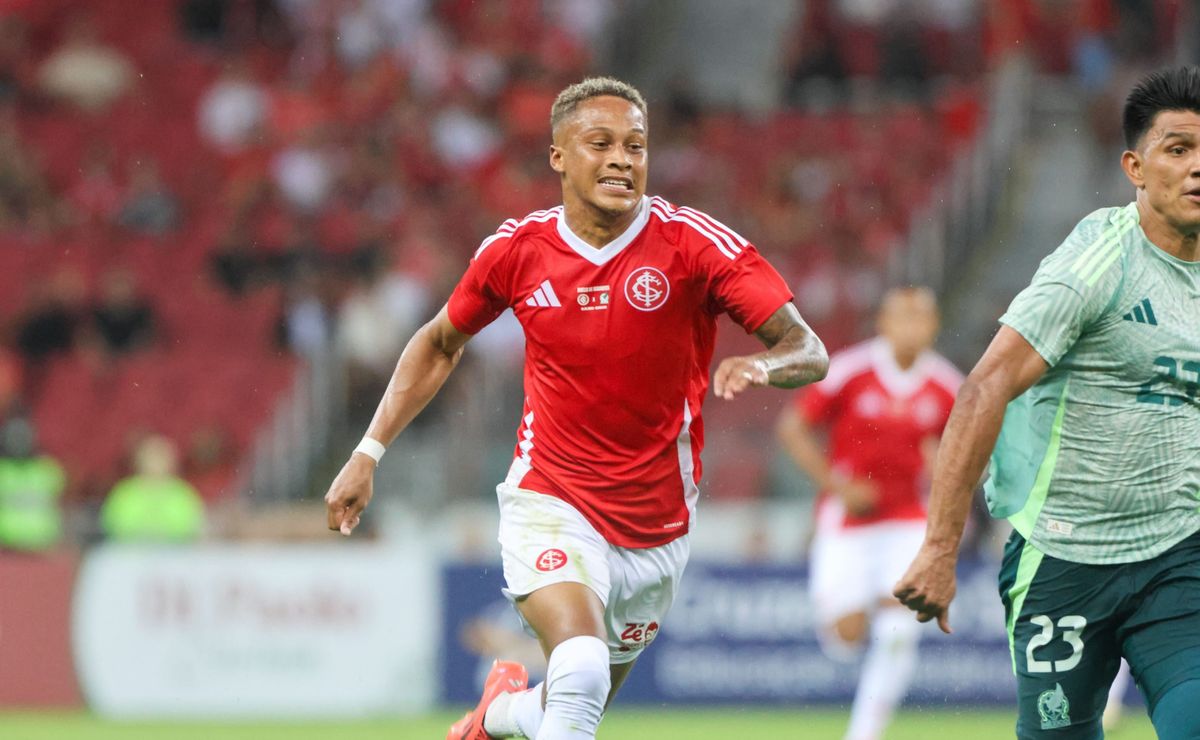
[999,208,1131,367]
[446,230,516,335]
[706,244,794,333]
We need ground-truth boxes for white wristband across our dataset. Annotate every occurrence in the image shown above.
[753,359,771,377]
[354,437,386,463]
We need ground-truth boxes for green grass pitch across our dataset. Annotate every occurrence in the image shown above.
[0,709,1158,739]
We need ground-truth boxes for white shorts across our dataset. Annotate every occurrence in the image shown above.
[809,505,926,628]
[496,483,690,664]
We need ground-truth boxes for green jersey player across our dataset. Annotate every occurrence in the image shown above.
[894,66,1200,739]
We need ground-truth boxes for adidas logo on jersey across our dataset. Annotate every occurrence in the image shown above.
[525,280,561,308]
[1122,298,1157,325]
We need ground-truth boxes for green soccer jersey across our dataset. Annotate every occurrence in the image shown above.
[987,202,1200,564]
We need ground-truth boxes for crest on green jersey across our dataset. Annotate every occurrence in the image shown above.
[1038,683,1071,729]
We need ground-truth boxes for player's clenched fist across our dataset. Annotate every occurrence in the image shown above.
[325,454,376,536]
[892,543,956,634]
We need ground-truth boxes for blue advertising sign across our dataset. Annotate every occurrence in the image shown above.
[441,560,1015,706]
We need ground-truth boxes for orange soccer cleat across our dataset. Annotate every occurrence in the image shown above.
[447,660,530,740]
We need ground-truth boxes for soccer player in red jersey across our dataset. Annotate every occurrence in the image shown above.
[324,77,828,740]
[777,287,961,740]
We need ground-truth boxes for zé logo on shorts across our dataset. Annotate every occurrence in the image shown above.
[535,549,568,572]
[617,621,660,652]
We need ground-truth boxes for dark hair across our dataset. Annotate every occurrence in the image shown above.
[551,77,647,134]
[1123,66,1200,150]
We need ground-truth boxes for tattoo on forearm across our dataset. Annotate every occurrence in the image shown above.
[753,305,828,388]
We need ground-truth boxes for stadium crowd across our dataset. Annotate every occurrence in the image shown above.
[0,0,1181,545]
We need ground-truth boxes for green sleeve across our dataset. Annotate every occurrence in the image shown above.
[999,210,1129,366]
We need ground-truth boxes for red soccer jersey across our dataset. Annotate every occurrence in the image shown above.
[798,337,962,528]
[447,196,793,548]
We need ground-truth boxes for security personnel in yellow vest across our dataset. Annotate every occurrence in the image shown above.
[0,417,66,552]
[101,434,204,543]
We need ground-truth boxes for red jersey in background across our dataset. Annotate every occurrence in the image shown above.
[798,337,961,528]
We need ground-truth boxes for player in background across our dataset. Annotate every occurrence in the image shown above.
[1102,660,1132,731]
[777,287,961,740]
[323,77,828,740]
[894,66,1200,738]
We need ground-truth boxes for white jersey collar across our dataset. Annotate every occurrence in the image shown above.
[870,336,933,398]
[555,196,650,266]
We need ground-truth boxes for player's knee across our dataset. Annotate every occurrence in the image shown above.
[1151,678,1200,740]
[545,635,611,715]
[833,611,869,645]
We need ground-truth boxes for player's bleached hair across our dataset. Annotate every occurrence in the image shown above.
[551,77,647,134]
[1123,66,1200,150]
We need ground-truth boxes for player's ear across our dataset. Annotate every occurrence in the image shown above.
[549,144,565,174]
[1121,149,1145,189]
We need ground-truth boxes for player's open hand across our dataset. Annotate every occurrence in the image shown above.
[835,477,878,517]
[712,356,768,400]
[324,454,376,536]
[892,543,957,634]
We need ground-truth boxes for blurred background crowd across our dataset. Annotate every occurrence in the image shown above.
[0,0,1187,555]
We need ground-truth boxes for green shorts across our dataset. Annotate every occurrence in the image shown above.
[998,528,1200,738]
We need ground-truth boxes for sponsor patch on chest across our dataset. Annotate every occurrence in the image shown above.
[576,284,611,311]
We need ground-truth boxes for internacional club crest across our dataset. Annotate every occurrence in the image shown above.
[535,548,568,572]
[624,267,670,311]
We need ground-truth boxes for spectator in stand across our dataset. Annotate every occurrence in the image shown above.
[783,0,847,102]
[0,16,36,105]
[89,268,157,357]
[0,415,66,553]
[0,110,62,234]
[279,267,330,357]
[117,158,180,236]
[333,0,390,70]
[210,223,266,296]
[14,268,85,368]
[430,91,502,171]
[67,144,122,228]
[182,425,236,502]
[179,0,228,44]
[271,127,339,214]
[336,249,431,407]
[101,434,205,543]
[197,60,269,155]
[37,14,133,113]
[0,346,21,420]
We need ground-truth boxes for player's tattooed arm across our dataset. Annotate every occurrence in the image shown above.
[712,303,827,400]
[751,302,828,388]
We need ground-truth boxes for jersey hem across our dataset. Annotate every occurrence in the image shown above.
[1027,520,1200,566]
[516,484,691,550]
